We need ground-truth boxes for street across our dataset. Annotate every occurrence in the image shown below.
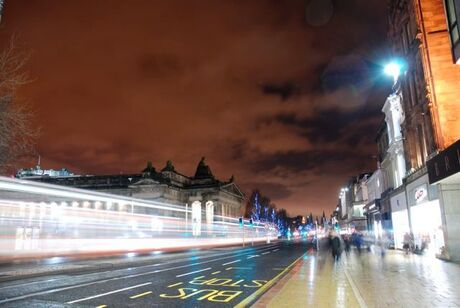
[0,241,310,307]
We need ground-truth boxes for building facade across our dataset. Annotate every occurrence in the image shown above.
[382,88,410,249]
[425,0,460,262]
[388,0,460,259]
[363,167,385,236]
[364,118,396,240]
[338,173,371,232]
[26,158,245,220]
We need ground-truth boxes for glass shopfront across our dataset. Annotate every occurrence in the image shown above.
[391,209,410,249]
[410,200,445,255]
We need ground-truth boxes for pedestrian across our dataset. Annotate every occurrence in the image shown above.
[344,234,351,255]
[355,232,363,255]
[410,232,415,252]
[331,232,341,261]
[403,232,410,254]
[378,235,387,257]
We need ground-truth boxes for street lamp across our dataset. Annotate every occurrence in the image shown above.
[384,61,403,84]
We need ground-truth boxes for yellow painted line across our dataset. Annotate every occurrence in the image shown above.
[234,253,306,308]
[96,305,107,308]
[129,291,152,299]
[168,282,183,288]
[211,271,221,275]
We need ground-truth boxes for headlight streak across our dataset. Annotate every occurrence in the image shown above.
[0,176,277,259]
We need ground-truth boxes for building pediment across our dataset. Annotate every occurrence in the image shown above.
[221,182,244,198]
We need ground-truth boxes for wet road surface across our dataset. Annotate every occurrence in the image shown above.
[0,240,311,307]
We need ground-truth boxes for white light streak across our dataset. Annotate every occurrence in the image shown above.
[175,267,212,277]
[67,282,152,304]
[0,176,277,260]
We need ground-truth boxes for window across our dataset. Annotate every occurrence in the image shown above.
[445,0,460,63]
[404,71,417,107]
[417,124,427,165]
[401,22,411,54]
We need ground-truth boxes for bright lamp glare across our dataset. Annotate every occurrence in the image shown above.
[384,62,401,78]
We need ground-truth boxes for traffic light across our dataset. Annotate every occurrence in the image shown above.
[239,217,243,227]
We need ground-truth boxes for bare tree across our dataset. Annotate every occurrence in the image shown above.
[0,38,37,174]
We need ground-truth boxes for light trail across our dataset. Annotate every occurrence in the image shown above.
[175,267,212,277]
[67,282,152,304]
[0,176,277,260]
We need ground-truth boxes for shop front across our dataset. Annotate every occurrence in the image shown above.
[364,200,380,234]
[427,139,460,260]
[406,173,444,255]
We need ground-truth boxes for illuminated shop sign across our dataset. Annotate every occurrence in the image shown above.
[414,185,428,204]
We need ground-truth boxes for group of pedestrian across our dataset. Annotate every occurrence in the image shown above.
[403,232,429,255]
[328,230,381,262]
[403,232,414,254]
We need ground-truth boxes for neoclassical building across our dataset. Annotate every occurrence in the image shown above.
[28,158,245,220]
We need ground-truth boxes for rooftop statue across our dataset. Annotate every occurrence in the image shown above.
[162,160,175,172]
[194,157,214,179]
[142,161,156,175]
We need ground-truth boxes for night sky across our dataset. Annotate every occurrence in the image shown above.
[1,0,392,216]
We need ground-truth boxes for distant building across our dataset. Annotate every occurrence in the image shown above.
[30,158,244,219]
[364,89,408,247]
[338,173,372,232]
[16,165,74,178]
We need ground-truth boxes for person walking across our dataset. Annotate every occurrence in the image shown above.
[378,234,387,257]
[355,232,363,255]
[331,232,342,262]
[403,232,411,254]
[344,234,351,255]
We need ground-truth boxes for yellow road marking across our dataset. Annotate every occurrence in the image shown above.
[96,305,107,308]
[130,291,153,299]
[168,282,183,288]
[234,253,306,308]
[211,271,221,275]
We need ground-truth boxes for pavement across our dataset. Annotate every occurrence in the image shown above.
[253,247,460,308]
[2,241,459,307]
[0,240,310,307]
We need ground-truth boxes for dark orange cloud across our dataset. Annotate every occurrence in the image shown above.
[1,0,392,217]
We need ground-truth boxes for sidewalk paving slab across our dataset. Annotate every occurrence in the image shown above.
[254,248,460,308]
